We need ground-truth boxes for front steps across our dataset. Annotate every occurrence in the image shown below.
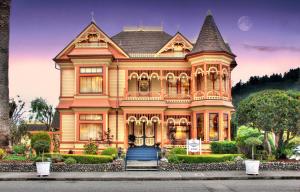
[125,147,160,171]
[125,160,158,171]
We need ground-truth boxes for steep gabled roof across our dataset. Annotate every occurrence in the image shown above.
[191,11,233,55]
[54,22,129,60]
[156,32,194,55]
[111,30,172,53]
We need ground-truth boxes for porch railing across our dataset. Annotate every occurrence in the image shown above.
[123,89,231,102]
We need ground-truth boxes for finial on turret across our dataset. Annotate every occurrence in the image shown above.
[207,9,212,16]
[91,11,95,23]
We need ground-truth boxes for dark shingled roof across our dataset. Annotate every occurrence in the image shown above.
[111,31,173,53]
[192,13,233,55]
[26,124,48,132]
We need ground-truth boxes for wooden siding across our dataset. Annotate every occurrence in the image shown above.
[61,69,75,96]
[109,70,125,96]
[109,114,124,142]
[61,114,75,141]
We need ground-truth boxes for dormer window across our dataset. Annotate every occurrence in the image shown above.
[79,67,103,94]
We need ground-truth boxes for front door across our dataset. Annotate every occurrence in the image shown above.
[134,122,155,147]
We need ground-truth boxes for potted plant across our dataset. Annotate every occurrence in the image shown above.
[33,140,51,176]
[244,137,263,175]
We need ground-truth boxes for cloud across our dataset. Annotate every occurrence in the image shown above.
[243,44,300,52]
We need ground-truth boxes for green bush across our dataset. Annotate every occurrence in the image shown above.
[45,153,113,164]
[168,154,240,164]
[31,132,51,147]
[236,126,275,158]
[101,147,118,157]
[4,154,27,161]
[83,142,98,155]
[64,157,77,164]
[211,141,238,154]
[50,153,63,163]
[33,140,50,155]
[12,144,27,155]
[169,147,187,155]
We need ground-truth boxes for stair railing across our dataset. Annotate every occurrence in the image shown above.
[125,153,127,171]
[156,151,159,167]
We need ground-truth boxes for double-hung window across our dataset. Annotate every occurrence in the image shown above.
[79,67,103,94]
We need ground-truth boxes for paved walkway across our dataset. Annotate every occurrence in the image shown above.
[0,171,299,181]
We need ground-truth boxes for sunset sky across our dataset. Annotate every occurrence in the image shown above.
[9,0,300,110]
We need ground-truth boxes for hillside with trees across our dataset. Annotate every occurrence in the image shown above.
[232,68,300,106]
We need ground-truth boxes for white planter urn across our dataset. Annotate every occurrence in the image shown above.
[36,162,51,176]
[245,160,260,175]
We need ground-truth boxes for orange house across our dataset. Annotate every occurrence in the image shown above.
[54,12,237,154]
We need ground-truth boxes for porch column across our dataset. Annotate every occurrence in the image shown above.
[125,69,128,95]
[204,111,209,142]
[191,66,195,98]
[219,65,223,97]
[229,70,232,100]
[219,111,224,141]
[124,112,128,149]
[160,70,164,99]
[161,112,164,147]
[192,111,197,139]
[204,64,207,99]
[228,112,232,141]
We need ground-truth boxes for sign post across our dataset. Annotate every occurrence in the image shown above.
[187,139,202,154]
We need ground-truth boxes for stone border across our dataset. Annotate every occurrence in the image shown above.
[0,161,299,172]
[159,161,300,171]
[0,160,124,172]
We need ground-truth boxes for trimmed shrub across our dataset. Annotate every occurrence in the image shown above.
[33,140,50,155]
[101,147,118,157]
[211,141,238,154]
[169,147,187,155]
[168,154,241,164]
[45,153,113,164]
[64,157,77,165]
[12,144,27,155]
[83,142,98,155]
[63,154,113,164]
[30,131,51,148]
[4,154,27,161]
[51,153,63,163]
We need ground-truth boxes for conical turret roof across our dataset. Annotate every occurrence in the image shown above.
[191,11,233,55]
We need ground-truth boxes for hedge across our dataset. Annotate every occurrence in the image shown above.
[169,147,187,155]
[45,153,113,164]
[168,154,241,164]
[210,141,238,154]
[101,147,118,157]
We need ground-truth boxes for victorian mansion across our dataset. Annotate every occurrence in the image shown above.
[54,12,237,153]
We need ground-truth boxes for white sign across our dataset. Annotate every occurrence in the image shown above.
[187,139,202,154]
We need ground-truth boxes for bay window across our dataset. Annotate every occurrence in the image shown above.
[209,113,219,141]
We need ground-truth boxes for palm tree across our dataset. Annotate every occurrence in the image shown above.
[0,0,11,147]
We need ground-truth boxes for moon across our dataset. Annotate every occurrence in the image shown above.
[238,16,253,31]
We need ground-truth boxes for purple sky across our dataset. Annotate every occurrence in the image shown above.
[9,0,300,108]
